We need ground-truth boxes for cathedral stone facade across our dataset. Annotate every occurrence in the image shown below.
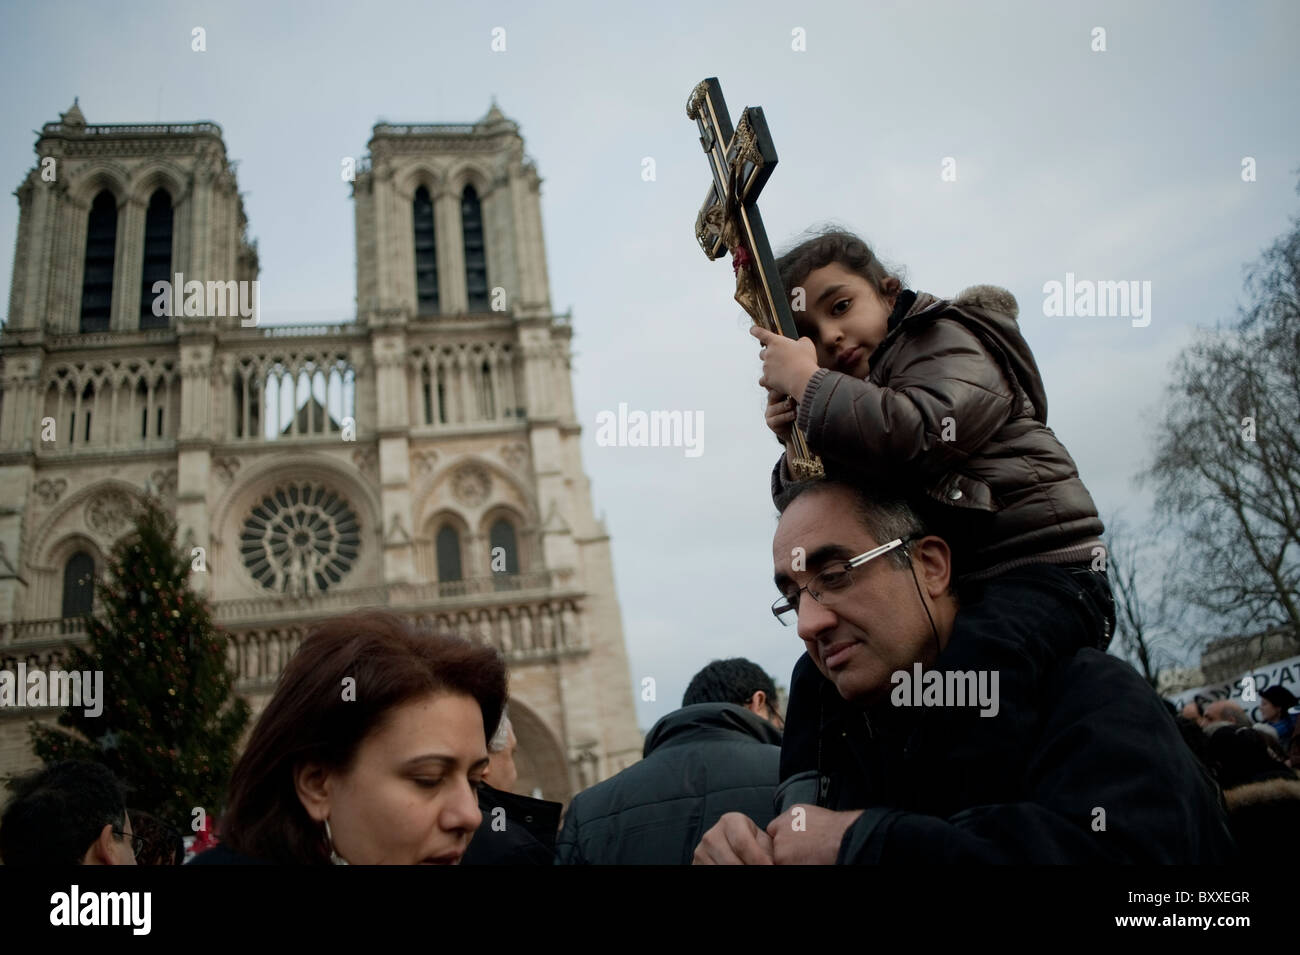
[0,100,644,801]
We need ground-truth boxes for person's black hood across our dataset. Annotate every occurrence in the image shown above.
[643,702,782,758]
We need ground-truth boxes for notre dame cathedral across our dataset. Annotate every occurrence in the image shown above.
[0,99,644,800]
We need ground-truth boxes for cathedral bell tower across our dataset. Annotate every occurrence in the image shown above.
[0,100,643,798]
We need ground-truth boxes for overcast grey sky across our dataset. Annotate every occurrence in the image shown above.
[2,1,1298,730]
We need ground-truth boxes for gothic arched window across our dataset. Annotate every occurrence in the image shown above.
[232,371,246,437]
[139,189,174,329]
[489,518,519,590]
[436,524,463,583]
[461,185,488,311]
[79,381,95,445]
[413,186,439,314]
[80,190,117,332]
[478,359,495,420]
[137,379,149,439]
[62,552,95,618]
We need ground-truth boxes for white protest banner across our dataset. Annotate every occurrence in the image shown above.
[1167,654,1300,723]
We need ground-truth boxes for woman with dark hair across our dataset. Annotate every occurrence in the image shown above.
[189,610,507,865]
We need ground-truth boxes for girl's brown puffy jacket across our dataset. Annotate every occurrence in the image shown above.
[771,285,1105,579]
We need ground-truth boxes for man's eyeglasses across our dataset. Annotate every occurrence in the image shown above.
[771,537,915,626]
[113,828,144,856]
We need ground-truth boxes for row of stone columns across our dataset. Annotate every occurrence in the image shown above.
[416,345,518,426]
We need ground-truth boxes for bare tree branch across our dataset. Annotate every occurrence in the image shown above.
[1140,184,1300,638]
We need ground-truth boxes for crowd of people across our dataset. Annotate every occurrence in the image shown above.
[2,482,1296,865]
[3,229,1298,865]
[1175,692,1300,861]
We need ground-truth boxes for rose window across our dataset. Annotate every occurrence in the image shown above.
[240,483,360,595]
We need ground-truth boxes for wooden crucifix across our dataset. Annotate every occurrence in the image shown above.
[686,77,823,479]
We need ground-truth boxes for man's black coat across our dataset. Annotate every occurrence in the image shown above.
[555,702,781,864]
[461,784,561,865]
[776,645,1238,863]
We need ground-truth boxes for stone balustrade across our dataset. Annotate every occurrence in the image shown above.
[41,122,224,138]
[1,574,585,700]
[372,123,478,136]
[1,617,90,646]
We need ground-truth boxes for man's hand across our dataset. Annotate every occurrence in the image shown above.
[765,805,864,865]
[693,812,775,865]
[751,326,820,403]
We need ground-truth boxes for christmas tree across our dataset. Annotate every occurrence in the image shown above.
[31,495,250,830]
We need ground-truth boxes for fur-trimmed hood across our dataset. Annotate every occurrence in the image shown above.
[954,284,1020,319]
[1224,775,1300,810]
